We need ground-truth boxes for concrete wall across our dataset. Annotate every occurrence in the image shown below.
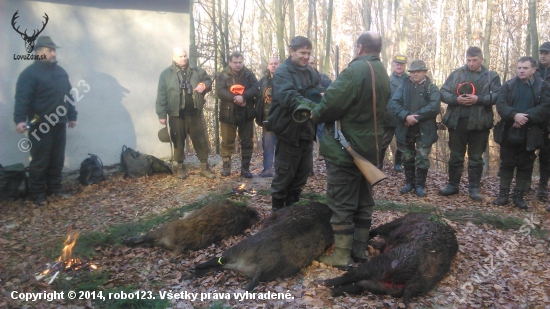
[0,0,190,169]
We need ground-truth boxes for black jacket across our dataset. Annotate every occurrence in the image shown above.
[14,60,77,124]
[268,57,325,145]
[495,76,550,150]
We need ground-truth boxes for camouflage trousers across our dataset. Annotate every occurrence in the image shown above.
[380,126,397,150]
[398,131,432,170]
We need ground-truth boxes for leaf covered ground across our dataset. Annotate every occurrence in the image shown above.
[1,154,549,309]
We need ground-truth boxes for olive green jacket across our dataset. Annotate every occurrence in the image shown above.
[385,71,409,127]
[312,54,390,166]
[155,62,212,119]
[440,65,501,130]
[391,77,441,146]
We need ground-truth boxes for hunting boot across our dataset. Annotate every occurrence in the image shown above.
[415,168,429,197]
[319,226,354,269]
[285,190,301,207]
[400,166,415,194]
[178,163,188,179]
[393,150,403,172]
[271,196,285,213]
[200,162,216,179]
[377,148,387,169]
[468,166,483,201]
[537,171,549,201]
[492,187,510,206]
[439,167,462,196]
[221,157,231,177]
[512,190,528,209]
[241,157,253,178]
[351,223,371,263]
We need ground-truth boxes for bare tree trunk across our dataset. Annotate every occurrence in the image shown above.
[528,0,539,61]
[483,0,493,67]
[213,0,220,154]
[398,0,410,55]
[307,0,314,39]
[275,0,286,59]
[223,0,229,58]
[288,0,295,39]
[363,0,372,31]
[189,1,197,68]
[323,0,333,74]
[465,0,472,46]
[377,0,387,65]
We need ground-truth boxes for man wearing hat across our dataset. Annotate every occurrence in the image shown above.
[156,47,215,180]
[438,47,501,201]
[391,59,441,197]
[379,55,409,172]
[14,36,77,206]
[535,42,550,205]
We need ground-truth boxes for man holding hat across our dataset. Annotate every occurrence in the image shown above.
[14,36,77,206]
[156,47,215,180]
[535,42,550,204]
[391,59,441,197]
[438,47,501,201]
[379,55,409,171]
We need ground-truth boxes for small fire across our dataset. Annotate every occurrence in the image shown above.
[58,231,80,269]
[233,182,256,196]
[36,230,97,284]
[238,183,246,191]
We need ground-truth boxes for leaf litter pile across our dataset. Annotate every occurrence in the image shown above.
[1,155,549,308]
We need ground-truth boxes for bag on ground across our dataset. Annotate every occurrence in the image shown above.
[120,145,153,178]
[78,154,107,185]
[0,163,28,200]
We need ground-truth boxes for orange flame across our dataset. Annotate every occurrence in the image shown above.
[238,183,246,190]
[57,232,81,268]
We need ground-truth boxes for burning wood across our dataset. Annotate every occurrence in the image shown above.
[35,231,97,284]
[232,182,256,196]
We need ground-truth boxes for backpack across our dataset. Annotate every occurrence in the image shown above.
[0,163,29,200]
[78,154,107,185]
[146,155,173,175]
[120,145,153,178]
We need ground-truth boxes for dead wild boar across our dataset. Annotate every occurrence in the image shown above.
[322,213,458,305]
[192,202,333,290]
[123,200,259,259]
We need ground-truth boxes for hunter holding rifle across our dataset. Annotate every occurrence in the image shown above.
[311,32,390,268]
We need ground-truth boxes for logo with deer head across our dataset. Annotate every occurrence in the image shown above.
[11,10,49,53]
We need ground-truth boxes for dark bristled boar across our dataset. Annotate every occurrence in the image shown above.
[123,200,259,259]
[322,213,458,305]
[193,202,333,290]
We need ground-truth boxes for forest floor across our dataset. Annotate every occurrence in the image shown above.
[1,154,549,309]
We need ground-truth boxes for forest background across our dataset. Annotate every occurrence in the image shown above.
[187,0,549,175]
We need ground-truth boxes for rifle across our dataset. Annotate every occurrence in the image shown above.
[333,45,387,186]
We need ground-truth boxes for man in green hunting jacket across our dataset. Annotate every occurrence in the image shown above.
[216,52,259,178]
[311,32,390,268]
[438,47,501,201]
[391,60,441,198]
[156,47,215,180]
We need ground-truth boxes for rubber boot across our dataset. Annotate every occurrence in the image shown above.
[178,163,188,179]
[377,148,387,169]
[400,166,415,194]
[468,166,483,201]
[512,190,528,209]
[241,157,253,178]
[221,158,231,177]
[271,196,285,212]
[492,187,509,206]
[200,162,216,179]
[537,172,549,201]
[319,227,354,269]
[439,167,462,196]
[415,168,428,197]
[351,225,370,263]
[393,150,403,172]
[285,190,301,207]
